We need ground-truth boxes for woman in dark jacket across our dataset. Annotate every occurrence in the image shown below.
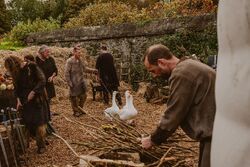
[4,56,49,154]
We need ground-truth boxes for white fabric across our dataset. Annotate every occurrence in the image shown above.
[211,0,250,166]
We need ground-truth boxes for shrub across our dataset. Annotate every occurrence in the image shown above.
[64,2,152,28]
[163,25,218,62]
[9,18,60,44]
[0,39,24,51]
[64,0,217,28]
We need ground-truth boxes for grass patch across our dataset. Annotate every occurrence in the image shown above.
[0,41,25,51]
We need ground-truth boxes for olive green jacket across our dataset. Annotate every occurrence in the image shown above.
[151,58,216,144]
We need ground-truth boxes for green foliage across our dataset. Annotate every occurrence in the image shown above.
[7,0,67,26]
[129,63,150,90]
[97,0,160,9]
[8,0,44,25]
[64,0,217,29]
[0,38,24,51]
[9,18,60,44]
[64,2,152,28]
[54,0,68,24]
[0,0,11,34]
[63,0,95,23]
[162,25,218,62]
[129,26,217,88]
[63,0,160,24]
[129,63,168,91]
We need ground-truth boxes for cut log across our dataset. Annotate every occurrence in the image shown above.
[79,155,145,167]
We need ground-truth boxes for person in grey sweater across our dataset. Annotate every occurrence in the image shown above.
[141,44,216,167]
[65,45,97,117]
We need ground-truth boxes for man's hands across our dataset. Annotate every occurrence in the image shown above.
[141,136,154,149]
[28,91,35,101]
[17,91,35,110]
[48,76,54,82]
[48,73,56,82]
[16,98,22,110]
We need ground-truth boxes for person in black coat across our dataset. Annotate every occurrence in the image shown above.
[36,45,58,118]
[36,45,58,103]
[95,45,122,105]
[4,56,49,154]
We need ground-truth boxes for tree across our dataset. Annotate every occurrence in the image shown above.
[53,0,68,18]
[7,0,44,25]
[0,0,11,34]
[63,0,95,23]
[7,0,67,26]
[53,0,69,24]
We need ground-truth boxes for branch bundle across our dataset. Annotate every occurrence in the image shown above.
[62,108,198,167]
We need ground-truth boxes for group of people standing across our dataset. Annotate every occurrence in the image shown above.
[4,45,58,154]
[3,44,122,154]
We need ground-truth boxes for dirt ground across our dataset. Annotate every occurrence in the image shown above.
[24,89,199,167]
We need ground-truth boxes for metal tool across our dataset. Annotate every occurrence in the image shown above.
[5,107,19,166]
[11,108,26,154]
[2,109,18,167]
[0,133,9,167]
[10,108,28,165]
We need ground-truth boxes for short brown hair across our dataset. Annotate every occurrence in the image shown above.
[144,44,173,65]
[24,54,35,62]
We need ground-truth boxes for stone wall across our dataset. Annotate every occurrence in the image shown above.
[26,14,216,82]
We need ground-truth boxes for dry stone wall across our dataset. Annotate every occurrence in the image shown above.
[26,14,216,82]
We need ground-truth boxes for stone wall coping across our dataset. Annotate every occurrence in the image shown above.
[26,14,216,45]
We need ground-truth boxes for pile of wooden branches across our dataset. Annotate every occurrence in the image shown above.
[62,108,198,167]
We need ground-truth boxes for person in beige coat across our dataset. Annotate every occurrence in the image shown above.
[141,44,216,167]
[65,45,97,117]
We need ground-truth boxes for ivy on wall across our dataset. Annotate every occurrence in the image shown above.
[129,25,218,90]
[162,25,218,63]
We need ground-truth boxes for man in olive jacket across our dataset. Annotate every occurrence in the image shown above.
[141,44,216,167]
